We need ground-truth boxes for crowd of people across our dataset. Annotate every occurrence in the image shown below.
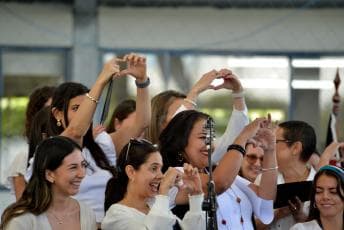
[0,53,343,230]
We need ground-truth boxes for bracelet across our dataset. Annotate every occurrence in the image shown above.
[232,91,244,99]
[85,93,99,104]
[261,166,278,172]
[135,77,150,88]
[227,144,246,156]
[183,98,197,107]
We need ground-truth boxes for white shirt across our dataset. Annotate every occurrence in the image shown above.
[102,194,205,230]
[217,176,274,230]
[255,167,317,230]
[5,200,96,230]
[212,106,249,164]
[5,151,28,194]
[25,131,117,223]
[290,220,322,230]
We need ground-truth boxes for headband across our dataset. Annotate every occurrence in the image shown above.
[318,165,344,182]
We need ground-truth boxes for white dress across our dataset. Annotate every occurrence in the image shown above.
[102,194,205,230]
[290,220,322,230]
[216,176,274,230]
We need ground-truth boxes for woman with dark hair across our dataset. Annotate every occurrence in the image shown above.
[24,55,136,226]
[159,110,277,230]
[5,86,55,200]
[1,136,96,229]
[257,120,318,229]
[106,99,136,133]
[146,69,249,166]
[24,86,56,139]
[102,139,205,230]
[291,165,344,230]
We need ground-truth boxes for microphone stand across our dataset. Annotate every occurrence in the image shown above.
[202,117,218,230]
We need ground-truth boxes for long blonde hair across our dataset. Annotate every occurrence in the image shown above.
[146,90,186,144]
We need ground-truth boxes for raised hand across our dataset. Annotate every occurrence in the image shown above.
[254,113,276,153]
[242,118,267,141]
[119,53,147,82]
[318,141,344,167]
[212,69,243,93]
[187,69,218,100]
[98,58,120,86]
[180,163,202,195]
[159,167,182,195]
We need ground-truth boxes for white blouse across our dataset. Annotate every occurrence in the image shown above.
[290,220,322,230]
[102,194,205,230]
[5,200,96,230]
[5,150,28,194]
[255,167,317,230]
[217,176,274,230]
[25,131,117,223]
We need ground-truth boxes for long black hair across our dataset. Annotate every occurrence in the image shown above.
[159,110,211,172]
[104,139,158,212]
[48,82,115,175]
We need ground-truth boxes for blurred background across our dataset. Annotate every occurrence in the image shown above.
[0,0,343,210]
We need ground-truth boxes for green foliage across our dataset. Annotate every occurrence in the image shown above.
[1,97,28,137]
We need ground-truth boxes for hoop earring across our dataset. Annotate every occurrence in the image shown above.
[56,119,62,127]
[313,203,317,209]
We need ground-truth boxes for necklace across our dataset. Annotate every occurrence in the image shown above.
[47,198,76,225]
[48,211,64,224]
[284,166,310,183]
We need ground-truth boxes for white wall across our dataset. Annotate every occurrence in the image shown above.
[99,7,344,52]
[1,3,343,52]
[3,52,65,76]
[0,3,72,47]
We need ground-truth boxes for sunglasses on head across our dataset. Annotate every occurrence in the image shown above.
[125,138,156,162]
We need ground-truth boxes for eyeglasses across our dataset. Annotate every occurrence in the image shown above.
[245,154,264,164]
[275,139,293,144]
[125,138,156,162]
